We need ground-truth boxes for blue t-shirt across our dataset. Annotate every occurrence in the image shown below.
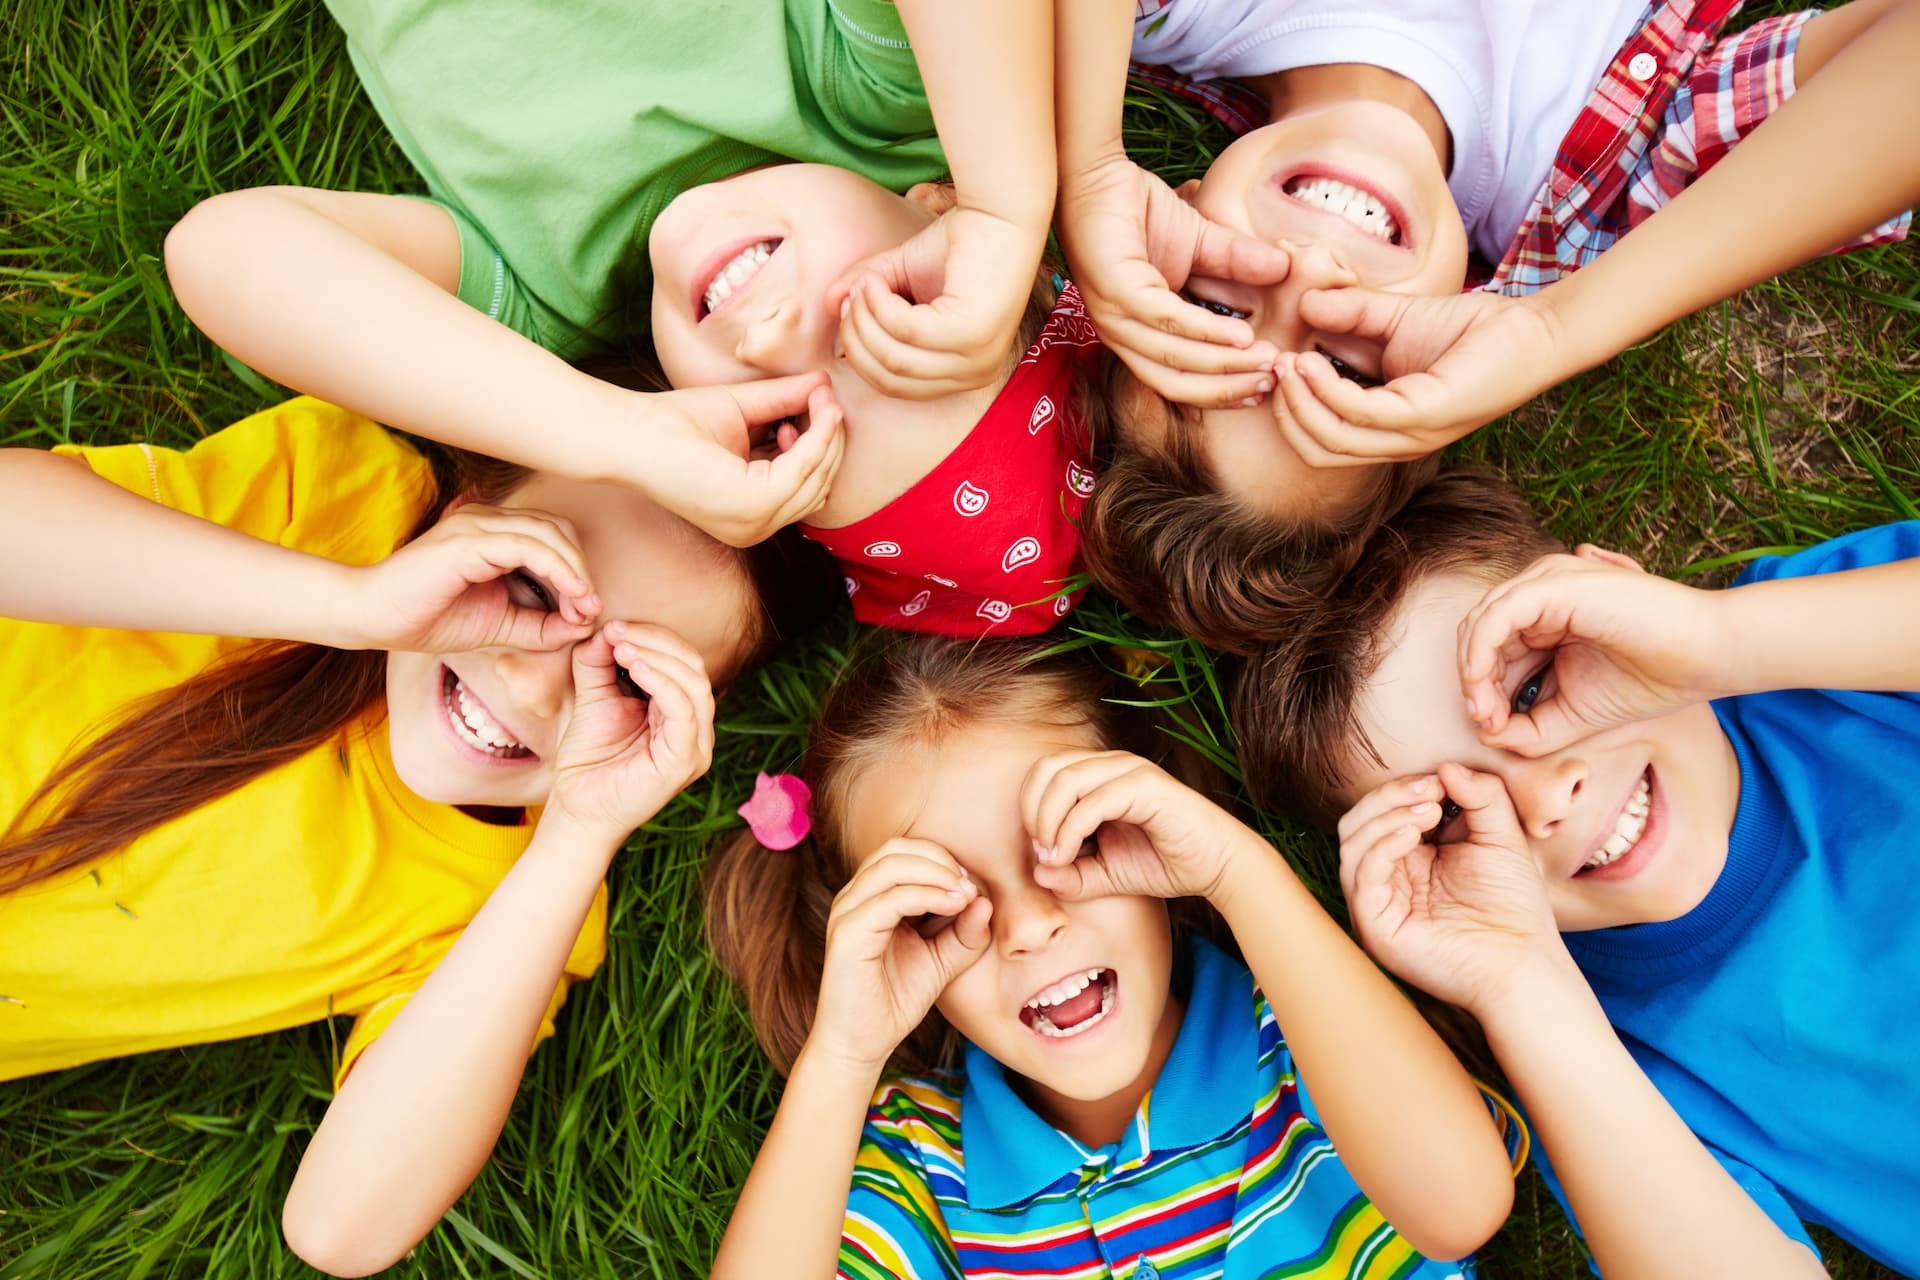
[1543,521,1920,1275]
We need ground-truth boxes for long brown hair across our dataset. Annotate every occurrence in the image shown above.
[704,636,1167,1077]
[0,440,836,893]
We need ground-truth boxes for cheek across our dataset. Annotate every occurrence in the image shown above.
[931,960,1004,1044]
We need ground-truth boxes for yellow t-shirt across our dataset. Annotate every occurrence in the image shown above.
[0,398,607,1084]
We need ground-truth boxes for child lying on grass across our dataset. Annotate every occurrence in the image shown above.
[1234,468,1920,1276]
[704,637,1519,1279]
[167,0,1105,637]
[1055,0,1917,651]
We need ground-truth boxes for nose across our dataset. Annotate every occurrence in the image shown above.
[1257,242,1361,352]
[735,299,814,375]
[1504,754,1587,842]
[994,880,1068,959]
[488,645,572,725]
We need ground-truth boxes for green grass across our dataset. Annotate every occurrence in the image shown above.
[2,2,1915,1277]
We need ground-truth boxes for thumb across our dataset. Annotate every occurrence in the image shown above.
[1480,698,1585,758]
[723,371,833,428]
[1298,285,1410,342]
[490,606,594,654]
[1032,856,1120,903]
[1438,763,1525,848]
[568,628,624,701]
[930,897,993,978]
[1189,219,1291,288]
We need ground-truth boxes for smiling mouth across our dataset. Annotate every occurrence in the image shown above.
[1580,768,1651,873]
[1283,175,1403,246]
[696,238,782,320]
[441,666,535,760]
[1019,968,1115,1039]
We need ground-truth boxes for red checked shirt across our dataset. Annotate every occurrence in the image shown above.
[801,286,1104,637]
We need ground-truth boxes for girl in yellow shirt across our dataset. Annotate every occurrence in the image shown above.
[0,396,833,1276]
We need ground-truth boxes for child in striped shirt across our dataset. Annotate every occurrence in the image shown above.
[704,638,1520,1278]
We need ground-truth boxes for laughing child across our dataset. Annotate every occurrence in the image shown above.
[1235,468,1920,1275]
[1054,0,1917,651]
[703,637,1518,1278]
[165,0,1106,637]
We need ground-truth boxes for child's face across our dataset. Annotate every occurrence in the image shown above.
[1125,103,1470,519]
[845,718,1180,1124]
[648,162,937,391]
[384,474,752,808]
[1341,570,1742,932]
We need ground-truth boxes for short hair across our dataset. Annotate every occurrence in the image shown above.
[1081,380,1439,655]
[1231,468,1564,829]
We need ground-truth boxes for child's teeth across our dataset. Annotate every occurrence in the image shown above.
[1284,177,1400,244]
[702,240,777,314]
[447,675,527,756]
[1024,968,1103,1010]
[1585,775,1652,870]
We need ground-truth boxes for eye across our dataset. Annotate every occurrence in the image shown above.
[505,570,555,612]
[1182,290,1250,321]
[613,663,648,701]
[1316,350,1383,388]
[1513,660,1554,715]
[1426,797,1465,845]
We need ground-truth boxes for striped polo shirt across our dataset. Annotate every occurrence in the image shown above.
[836,939,1503,1279]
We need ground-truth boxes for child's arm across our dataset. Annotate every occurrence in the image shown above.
[165,189,844,547]
[281,624,714,1278]
[827,0,1056,399]
[1341,766,1827,1277]
[1053,2,1289,408]
[711,838,991,1278]
[1267,0,1920,461]
[0,448,596,652]
[1453,543,1920,756]
[1023,751,1514,1261]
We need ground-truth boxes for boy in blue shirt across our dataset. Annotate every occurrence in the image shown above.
[1233,467,1920,1277]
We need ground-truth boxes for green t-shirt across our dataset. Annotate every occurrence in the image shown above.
[325,0,948,356]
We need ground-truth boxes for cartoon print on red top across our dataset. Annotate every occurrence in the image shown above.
[800,284,1103,638]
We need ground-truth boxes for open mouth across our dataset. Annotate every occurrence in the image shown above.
[440,665,535,760]
[694,238,783,321]
[1018,968,1116,1040]
[1282,173,1405,247]
[1579,768,1652,874]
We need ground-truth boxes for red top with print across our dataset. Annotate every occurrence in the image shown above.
[801,285,1103,637]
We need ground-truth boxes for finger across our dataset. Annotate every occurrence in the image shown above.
[1296,285,1411,344]
[1292,351,1428,440]
[1278,356,1423,462]
[1336,773,1443,843]
[1436,763,1524,846]
[1111,345,1281,410]
[1048,772,1157,873]
[1346,821,1427,918]
[1188,220,1293,289]
[841,881,980,943]
[1267,363,1377,468]
[1456,577,1575,730]
[1032,853,1123,902]
[834,846,974,919]
[1105,312,1280,379]
[928,896,994,978]
[1574,543,1645,573]
[602,619,707,679]
[461,528,598,623]
[724,370,833,427]
[614,636,715,755]
[1341,802,1445,885]
[857,273,996,357]
[840,292,980,400]
[757,388,847,528]
[1024,752,1137,863]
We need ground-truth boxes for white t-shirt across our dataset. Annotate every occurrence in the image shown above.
[1133,0,1650,260]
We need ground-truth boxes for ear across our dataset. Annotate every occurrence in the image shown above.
[905,181,959,216]
[1173,178,1202,205]
[1572,543,1645,573]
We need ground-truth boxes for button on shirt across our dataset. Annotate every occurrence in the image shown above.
[836,940,1496,1279]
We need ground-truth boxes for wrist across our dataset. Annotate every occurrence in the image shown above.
[795,1028,893,1086]
[559,374,660,489]
[1463,940,1592,1036]
[526,805,626,869]
[315,560,384,650]
[1207,833,1305,923]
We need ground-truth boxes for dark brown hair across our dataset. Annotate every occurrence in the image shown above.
[0,442,834,894]
[1230,468,1563,829]
[1081,374,1438,655]
[704,635,1166,1076]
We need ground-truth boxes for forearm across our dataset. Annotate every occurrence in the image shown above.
[896,0,1056,228]
[166,188,636,484]
[1540,0,1920,373]
[1053,0,1134,175]
[1476,954,1825,1278]
[1212,847,1513,1259]
[281,816,616,1278]
[711,1043,881,1280]
[1718,558,1920,695]
[0,449,358,644]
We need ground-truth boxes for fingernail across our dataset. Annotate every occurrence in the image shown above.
[1240,396,1260,408]
[1255,378,1273,394]
[1411,802,1438,819]
[1464,696,1478,720]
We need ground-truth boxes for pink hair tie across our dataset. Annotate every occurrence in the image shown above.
[738,772,813,850]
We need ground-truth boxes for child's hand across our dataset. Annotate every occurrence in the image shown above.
[352,503,600,654]
[1267,288,1567,464]
[1021,749,1253,905]
[810,838,994,1074]
[1459,546,1729,754]
[543,622,715,845]
[646,375,846,547]
[1059,154,1288,408]
[828,206,1047,400]
[1339,765,1564,1015]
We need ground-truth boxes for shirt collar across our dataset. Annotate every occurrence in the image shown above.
[958,937,1257,1210]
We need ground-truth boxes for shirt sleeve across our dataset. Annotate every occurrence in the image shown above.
[1528,1130,1818,1275]
[52,397,436,567]
[837,1128,964,1280]
[334,880,609,1089]
[396,193,582,356]
[1732,521,1920,587]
